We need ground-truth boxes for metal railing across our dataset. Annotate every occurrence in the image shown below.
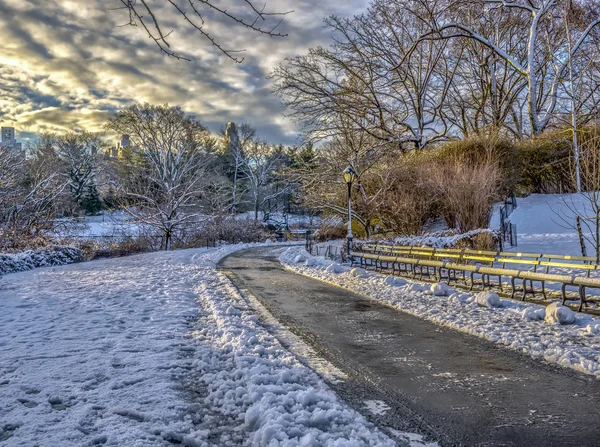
[499,194,518,248]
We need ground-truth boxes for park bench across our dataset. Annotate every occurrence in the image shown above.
[349,248,600,312]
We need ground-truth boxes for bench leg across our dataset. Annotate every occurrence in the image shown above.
[521,279,528,301]
[510,276,516,299]
[541,281,547,300]
[498,275,503,292]
[578,286,587,312]
[561,284,568,305]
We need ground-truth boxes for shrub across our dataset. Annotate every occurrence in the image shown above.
[439,134,520,195]
[76,236,156,260]
[517,130,573,194]
[313,224,348,242]
[183,216,268,247]
[378,154,439,236]
[0,245,85,275]
[430,158,501,233]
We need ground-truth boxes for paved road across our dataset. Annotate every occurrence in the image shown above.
[219,247,600,447]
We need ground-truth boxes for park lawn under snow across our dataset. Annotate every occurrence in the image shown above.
[281,247,600,380]
[0,242,437,447]
[492,192,597,256]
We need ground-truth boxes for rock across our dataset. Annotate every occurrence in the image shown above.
[350,267,368,278]
[431,282,450,296]
[545,302,575,325]
[475,291,501,308]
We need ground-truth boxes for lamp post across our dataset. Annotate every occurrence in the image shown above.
[342,166,357,256]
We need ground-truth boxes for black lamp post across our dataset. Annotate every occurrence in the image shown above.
[342,166,357,256]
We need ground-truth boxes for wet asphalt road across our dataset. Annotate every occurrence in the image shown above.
[218,247,600,447]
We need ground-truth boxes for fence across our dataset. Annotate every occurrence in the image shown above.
[308,243,345,263]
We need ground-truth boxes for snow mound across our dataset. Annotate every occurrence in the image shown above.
[325,263,348,274]
[475,291,501,308]
[586,323,600,334]
[431,282,451,296]
[405,283,429,293]
[294,255,307,263]
[0,245,84,276]
[385,275,407,287]
[305,258,322,267]
[545,302,576,325]
[522,306,545,321]
[350,267,368,278]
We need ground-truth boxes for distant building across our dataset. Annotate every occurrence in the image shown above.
[1,126,22,152]
[110,134,131,158]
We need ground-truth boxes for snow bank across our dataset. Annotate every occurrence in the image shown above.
[0,245,84,275]
[281,246,600,379]
[356,228,499,250]
[350,267,369,278]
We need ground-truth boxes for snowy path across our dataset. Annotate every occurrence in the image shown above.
[0,245,403,446]
[221,247,600,447]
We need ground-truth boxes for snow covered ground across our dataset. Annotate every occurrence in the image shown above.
[53,211,319,241]
[281,247,600,380]
[492,193,595,255]
[53,210,142,239]
[0,242,435,446]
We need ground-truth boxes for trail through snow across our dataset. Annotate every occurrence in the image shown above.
[0,244,426,446]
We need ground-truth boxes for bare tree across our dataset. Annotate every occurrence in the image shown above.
[238,137,287,221]
[114,0,292,62]
[554,124,600,260]
[273,0,462,150]
[415,0,600,136]
[106,103,212,250]
[0,145,65,244]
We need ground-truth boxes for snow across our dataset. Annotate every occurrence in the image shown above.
[281,247,600,379]
[430,282,451,296]
[53,210,141,239]
[545,302,576,325]
[494,193,595,255]
[0,243,430,446]
[0,246,84,276]
[475,291,501,308]
[390,228,498,249]
[362,400,391,416]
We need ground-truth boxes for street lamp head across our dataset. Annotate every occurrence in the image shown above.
[342,166,357,185]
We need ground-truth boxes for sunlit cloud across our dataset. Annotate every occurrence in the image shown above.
[0,0,368,144]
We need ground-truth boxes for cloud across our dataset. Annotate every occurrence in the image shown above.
[0,0,369,145]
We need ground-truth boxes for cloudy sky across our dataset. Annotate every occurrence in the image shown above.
[0,0,368,145]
